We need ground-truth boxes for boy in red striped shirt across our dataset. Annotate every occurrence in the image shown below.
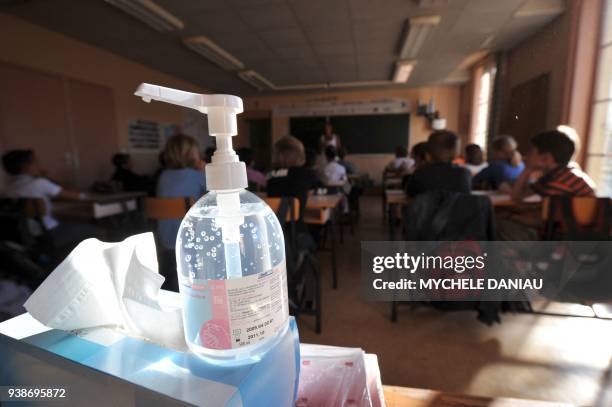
[512,127,596,200]
[498,127,596,240]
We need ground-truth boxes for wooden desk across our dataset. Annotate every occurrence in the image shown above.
[383,385,572,407]
[257,193,343,290]
[385,190,411,240]
[306,194,343,210]
[472,190,542,207]
[306,194,342,290]
[385,189,411,206]
[54,191,146,220]
[324,180,347,188]
[384,190,542,240]
[386,190,543,209]
[382,174,404,219]
[255,192,342,211]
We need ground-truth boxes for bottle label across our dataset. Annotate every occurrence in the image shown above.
[183,262,289,350]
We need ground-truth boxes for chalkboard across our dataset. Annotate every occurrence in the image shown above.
[289,114,410,154]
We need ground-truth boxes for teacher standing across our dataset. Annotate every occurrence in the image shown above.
[316,123,342,175]
[319,123,341,150]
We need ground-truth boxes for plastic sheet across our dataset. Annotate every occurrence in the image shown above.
[297,344,375,407]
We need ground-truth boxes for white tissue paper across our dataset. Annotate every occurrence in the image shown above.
[23,232,185,350]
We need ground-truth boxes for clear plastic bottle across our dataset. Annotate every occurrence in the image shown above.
[176,189,289,364]
[134,83,290,365]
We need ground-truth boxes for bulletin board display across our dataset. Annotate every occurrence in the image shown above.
[128,119,162,151]
[289,114,410,154]
[127,120,181,151]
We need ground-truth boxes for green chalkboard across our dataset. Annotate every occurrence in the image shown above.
[289,114,410,154]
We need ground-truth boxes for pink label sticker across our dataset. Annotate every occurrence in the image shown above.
[200,319,231,350]
[200,280,231,349]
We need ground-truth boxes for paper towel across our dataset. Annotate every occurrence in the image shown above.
[24,233,186,350]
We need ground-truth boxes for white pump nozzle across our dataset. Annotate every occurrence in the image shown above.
[134,83,247,190]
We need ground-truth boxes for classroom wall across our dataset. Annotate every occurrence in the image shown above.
[244,85,461,184]
[489,2,601,166]
[0,13,206,182]
[499,10,572,132]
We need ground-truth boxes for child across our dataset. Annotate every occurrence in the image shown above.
[337,147,358,175]
[512,128,595,200]
[405,130,471,197]
[322,146,347,185]
[2,149,98,247]
[498,127,596,240]
[385,145,414,175]
[156,134,206,249]
[473,135,524,189]
[111,153,150,192]
[401,142,430,191]
[463,144,488,176]
[267,136,320,221]
[411,142,429,169]
[236,147,266,189]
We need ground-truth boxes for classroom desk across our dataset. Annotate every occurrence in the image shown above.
[54,191,147,220]
[382,174,404,219]
[306,194,343,210]
[347,173,365,182]
[382,385,572,407]
[472,190,542,207]
[385,189,411,240]
[258,193,343,290]
[324,180,347,188]
[307,194,343,290]
[384,190,543,240]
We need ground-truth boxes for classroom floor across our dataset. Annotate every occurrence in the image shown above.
[296,195,612,406]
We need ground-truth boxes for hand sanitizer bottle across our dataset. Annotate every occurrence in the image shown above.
[135,83,289,365]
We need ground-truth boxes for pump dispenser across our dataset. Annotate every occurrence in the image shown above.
[135,83,289,364]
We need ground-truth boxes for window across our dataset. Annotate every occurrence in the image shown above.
[470,63,496,149]
[474,71,491,148]
[587,0,612,196]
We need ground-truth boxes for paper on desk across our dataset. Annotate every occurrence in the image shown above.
[23,233,186,350]
[297,344,373,407]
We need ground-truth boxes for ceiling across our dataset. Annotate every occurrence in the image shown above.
[1,0,565,96]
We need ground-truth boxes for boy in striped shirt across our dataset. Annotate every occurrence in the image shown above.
[512,127,596,200]
[498,127,596,240]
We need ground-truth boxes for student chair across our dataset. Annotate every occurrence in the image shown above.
[144,197,193,221]
[143,197,194,292]
[302,198,338,290]
[540,196,611,300]
[391,191,529,325]
[265,196,322,334]
[542,196,611,240]
[0,198,57,265]
[382,170,403,220]
[263,197,301,249]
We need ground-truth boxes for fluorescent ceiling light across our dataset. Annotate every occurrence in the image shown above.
[443,69,471,84]
[458,50,490,70]
[329,80,391,89]
[514,0,564,18]
[399,15,441,59]
[238,70,275,91]
[415,0,450,8]
[104,0,183,32]
[183,36,245,71]
[480,35,495,49]
[393,60,416,83]
[276,83,328,91]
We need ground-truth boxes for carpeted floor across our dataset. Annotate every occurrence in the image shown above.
[296,195,612,406]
